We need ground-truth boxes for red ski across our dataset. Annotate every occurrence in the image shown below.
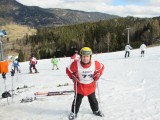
[34,90,74,96]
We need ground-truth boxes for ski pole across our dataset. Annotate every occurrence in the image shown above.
[94,71,104,119]
[16,66,20,82]
[74,81,78,119]
[72,74,79,119]
[11,77,13,103]
[2,73,9,105]
[11,69,15,104]
[16,71,19,82]
[97,81,104,120]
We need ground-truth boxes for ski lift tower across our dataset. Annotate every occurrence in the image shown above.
[0,30,5,61]
[126,28,131,44]
[0,40,3,61]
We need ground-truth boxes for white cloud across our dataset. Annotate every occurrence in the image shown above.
[96,5,160,17]
[17,0,64,8]
[124,0,146,2]
[16,0,111,8]
[148,0,160,6]
[16,0,160,18]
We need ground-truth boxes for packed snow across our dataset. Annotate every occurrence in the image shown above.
[0,46,160,120]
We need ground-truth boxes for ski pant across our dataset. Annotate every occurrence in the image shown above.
[141,50,145,55]
[29,64,38,73]
[125,51,130,58]
[71,92,99,114]
[52,64,59,70]
[14,66,20,73]
[141,50,145,57]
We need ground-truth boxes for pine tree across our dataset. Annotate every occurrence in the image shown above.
[18,50,25,62]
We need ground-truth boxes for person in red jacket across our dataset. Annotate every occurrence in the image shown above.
[29,55,38,73]
[71,50,80,62]
[66,47,104,120]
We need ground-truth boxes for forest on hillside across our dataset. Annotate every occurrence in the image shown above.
[18,17,160,61]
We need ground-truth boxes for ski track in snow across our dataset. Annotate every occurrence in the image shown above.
[0,47,160,120]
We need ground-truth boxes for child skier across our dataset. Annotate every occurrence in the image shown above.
[125,43,132,58]
[51,56,59,70]
[12,59,20,73]
[66,47,104,120]
[29,55,38,73]
[71,50,80,62]
[140,43,147,57]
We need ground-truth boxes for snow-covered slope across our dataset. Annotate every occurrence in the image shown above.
[0,46,160,120]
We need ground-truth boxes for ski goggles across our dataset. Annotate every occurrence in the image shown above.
[80,51,92,56]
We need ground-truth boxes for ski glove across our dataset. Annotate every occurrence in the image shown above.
[72,72,80,83]
[2,73,6,79]
[93,71,100,81]
[11,69,15,76]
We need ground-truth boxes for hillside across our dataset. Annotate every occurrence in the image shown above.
[0,0,119,27]
[47,8,119,24]
[0,22,36,58]
[0,23,36,41]
[0,0,63,27]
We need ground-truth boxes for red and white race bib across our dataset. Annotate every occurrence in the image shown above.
[77,61,95,84]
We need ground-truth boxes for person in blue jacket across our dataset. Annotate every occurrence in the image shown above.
[12,59,20,73]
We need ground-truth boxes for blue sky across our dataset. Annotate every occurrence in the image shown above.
[16,0,160,17]
[111,0,149,6]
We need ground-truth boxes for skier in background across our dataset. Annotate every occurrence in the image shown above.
[51,56,59,70]
[12,58,20,73]
[71,50,80,63]
[140,43,147,57]
[66,47,104,120]
[125,43,132,58]
[29,55,38,73]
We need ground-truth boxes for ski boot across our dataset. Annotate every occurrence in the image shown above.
[21,97,33,103]
[68,112,77,120]
[93,110,104,117]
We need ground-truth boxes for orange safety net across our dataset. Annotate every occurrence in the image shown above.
[0,61,9,74]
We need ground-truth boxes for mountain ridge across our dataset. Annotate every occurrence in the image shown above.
[0,0,119,27]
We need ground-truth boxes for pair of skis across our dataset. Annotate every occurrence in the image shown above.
[34,90,74,96]
[57,83,69,87]
[20,90,74,103]
[17,85,35,90]
[21,97,34,103]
